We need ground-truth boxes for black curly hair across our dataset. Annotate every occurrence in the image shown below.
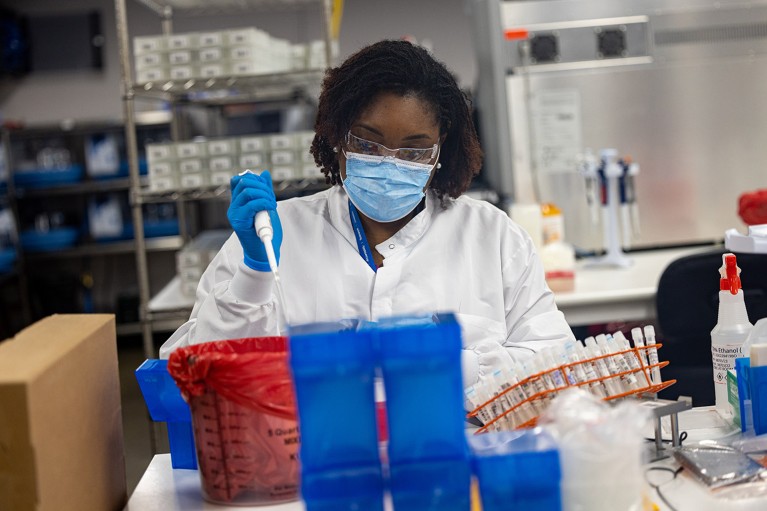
[310,39,483,201]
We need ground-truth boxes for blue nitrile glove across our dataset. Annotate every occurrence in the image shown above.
[228,170,283,272]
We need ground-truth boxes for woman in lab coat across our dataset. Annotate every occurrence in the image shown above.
[161,40,575,387]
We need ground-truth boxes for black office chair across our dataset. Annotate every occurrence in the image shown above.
[655,248,767,406]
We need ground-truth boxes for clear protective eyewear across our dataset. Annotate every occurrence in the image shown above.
[342,131,440,166]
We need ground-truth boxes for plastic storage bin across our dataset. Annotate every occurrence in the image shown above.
[134,359,196,469]
[167,337,299,506]
[20,227,79,252]
[289,319,385,511]
[373,313,471,511]
[13,164,84,188]
[469,429,561,511]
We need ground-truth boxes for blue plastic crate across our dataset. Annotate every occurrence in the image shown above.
[372,313,471,511]
[20,227,79,252]
[135,359,197,470]
[469,429,562,511]
[288,319,385,511]
[14,164,84,188]
[751,364,767,436]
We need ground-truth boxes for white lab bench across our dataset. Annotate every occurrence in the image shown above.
[150,246,714,332]
[125,407,767,511]
[553,246,712,326]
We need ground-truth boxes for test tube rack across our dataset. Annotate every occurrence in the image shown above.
[468,343,676,434]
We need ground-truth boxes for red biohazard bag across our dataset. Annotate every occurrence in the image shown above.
[739,189,767,226]
[167,337,299,505]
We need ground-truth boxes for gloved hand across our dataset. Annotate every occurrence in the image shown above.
[228,170,283,272]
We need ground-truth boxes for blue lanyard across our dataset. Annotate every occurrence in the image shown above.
[348,200,377,272]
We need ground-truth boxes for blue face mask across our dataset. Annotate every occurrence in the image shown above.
[343,152,435,223]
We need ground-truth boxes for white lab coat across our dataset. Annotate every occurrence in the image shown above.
[160,185,575,387]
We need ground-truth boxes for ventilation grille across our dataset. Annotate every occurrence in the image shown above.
[656,22,767,45]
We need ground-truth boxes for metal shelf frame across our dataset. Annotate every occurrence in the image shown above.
[16,177,149,198]
[133,70,326,103]
[25,235,184,260]
[115,0,336,362]
[137,178,328,204]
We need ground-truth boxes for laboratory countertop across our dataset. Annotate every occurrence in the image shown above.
[149,246,714,329]
[553,246,714,326]
[125,407,766,511]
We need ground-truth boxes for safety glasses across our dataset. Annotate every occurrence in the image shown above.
[342,131,440,165]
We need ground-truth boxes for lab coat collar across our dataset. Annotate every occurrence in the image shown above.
[326,185,439,254]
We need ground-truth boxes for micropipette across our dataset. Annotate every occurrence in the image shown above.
[255,211,290,333]
[239,170,290,332]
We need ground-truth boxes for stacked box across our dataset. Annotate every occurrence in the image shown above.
[145,131,317,194]
[176,230,232,297]
[307,39,340,70]
[146,142,177,193]
[177,141,208,190]
[133,35,168,83]
[133,26,314,84]
[297,131,321,180]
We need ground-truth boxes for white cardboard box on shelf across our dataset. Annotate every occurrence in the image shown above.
[170,65,195,80]
[271,150,295,165]
[230,44,263,61]
[298,131,315,148]
[167,33,198,50]
[149,175,177,193]
[199,63,227,78]
[270,134,297,150]
[168,50,193,66]
[134,35,165,54]
[178,158,204,174]
[210,171,232,186]
[146,143,176,161]
[230,60,272,76]
[239,136,267,153]
[226,28,270,47]
[271,166,297,182]
[136,67,167,84]
[135,52,165,69]
[239,152,264,168]
[180,172,206,190]
[207,139,235,156]
[176,141,207,158]
[291,44,308,71]
[209,156,233,173]
[199,47,224,62]
[148,161,176,177]
[198,31,224,47]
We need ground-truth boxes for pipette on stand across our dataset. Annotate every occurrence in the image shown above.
[627,160,641,239]
[578,149,600,225]
[619,159,632,250]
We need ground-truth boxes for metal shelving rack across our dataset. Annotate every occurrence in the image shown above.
[115,0,336,359]
[1,111,177,335]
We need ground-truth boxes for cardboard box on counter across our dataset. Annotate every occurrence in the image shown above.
[0,314,126,511]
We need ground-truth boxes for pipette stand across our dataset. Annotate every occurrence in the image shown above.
[587,149,633,268]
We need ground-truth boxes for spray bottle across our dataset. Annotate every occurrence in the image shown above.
[711,253,753,416]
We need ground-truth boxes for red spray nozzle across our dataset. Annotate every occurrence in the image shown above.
[719,253,742,295]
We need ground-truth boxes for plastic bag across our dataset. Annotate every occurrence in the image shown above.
[167,337,299,505]
[538,388,651,511]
